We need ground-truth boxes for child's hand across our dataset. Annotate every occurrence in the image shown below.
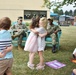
[0,52,6,58]
[2,49,7,54]
[39,33,44,37]
[2,46,9,54]
[33,30,38,34]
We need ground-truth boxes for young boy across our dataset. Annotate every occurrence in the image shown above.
[0,17,13,75]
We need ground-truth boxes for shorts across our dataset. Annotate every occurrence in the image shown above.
[0,58,13,75]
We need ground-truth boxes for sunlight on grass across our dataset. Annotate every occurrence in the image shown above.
[12,26,76,75]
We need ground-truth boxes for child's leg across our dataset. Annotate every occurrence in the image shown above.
[36,51,45,70]
[27,52,35,69]
[5,59,13,75]
[38,51,44,66]
[0,59,13,75]
[29,52,35,64]
[4,73,6,75]
[5,70,12,75]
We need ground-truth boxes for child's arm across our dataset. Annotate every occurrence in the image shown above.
[0,52,6,58]
[31,29,39,34]
[2,45,13,54]
[0,45,13,58]
[38,32,47,38]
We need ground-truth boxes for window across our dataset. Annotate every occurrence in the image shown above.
[24,10,47,19]
[24,11,32,19]
[39,11,47,18]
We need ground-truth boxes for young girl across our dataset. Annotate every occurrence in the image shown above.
[24,18,39,70]
[0,17,13,75]
[31,17,47,70]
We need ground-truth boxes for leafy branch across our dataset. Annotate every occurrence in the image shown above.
[43,0,62,10]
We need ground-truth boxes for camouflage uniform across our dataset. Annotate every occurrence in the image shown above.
[47,24,61,45]
[11,23,28,46]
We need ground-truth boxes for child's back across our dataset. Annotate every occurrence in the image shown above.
[0,17,13,75]
[0,30,13,59]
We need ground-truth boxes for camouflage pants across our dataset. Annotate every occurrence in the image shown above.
[14,30,26,45]
[50,33,57,45]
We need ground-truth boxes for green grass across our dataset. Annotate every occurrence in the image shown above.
[12,26,76,75]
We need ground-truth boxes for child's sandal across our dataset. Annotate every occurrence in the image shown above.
[27,62,35,70]
[36,65,45,70]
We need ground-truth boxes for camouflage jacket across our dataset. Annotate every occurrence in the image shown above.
[47,24,61,34]
[11,23,28,32]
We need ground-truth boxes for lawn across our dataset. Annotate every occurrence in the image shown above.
[12,26,76,75]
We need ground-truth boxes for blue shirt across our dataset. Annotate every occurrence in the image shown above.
[0,30,13,60]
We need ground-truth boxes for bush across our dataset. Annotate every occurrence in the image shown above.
[25,22,30,26]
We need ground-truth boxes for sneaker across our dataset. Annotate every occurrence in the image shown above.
[27,62,34,70]
[36,65,45,70]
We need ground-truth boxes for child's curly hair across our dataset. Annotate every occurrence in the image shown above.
[0,17,11,30]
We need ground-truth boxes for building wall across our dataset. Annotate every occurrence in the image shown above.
[0,0,50,21]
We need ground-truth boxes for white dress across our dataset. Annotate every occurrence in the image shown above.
[36,27,47,51]
[24,31,38,53]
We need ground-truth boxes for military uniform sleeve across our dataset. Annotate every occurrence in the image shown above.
[10,25,15,29]
[47,26,54,34]
[23,24,28,31]
[56,26,61,31]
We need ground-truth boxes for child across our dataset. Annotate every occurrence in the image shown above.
[36,17,47,70]
[72,69,76,75]
[0,17,13,75]
[24,18,39,70]
[31,17,47,70]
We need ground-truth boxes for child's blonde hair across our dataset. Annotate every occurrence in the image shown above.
[40,17,47,29]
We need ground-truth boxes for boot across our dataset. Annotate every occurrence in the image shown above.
[18,45,22,50]
[52,45,56,53]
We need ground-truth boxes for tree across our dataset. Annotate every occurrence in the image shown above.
[62,0,76,7]
[53,8,59,14]
[43,0,76,9]
[74,9,76,16]
[43,0,62,10]
[58,9,64,15]
[53,9,63,15]
[65,10,69,15]
[69,10,73,16]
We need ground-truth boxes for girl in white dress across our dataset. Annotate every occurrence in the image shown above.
[24,18,39,70]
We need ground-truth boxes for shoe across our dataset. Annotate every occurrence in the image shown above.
[27,62,34,70]
[36,65,45,70]
[36,63,45,67]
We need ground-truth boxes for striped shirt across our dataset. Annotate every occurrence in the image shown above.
[0,30,13,60]
[0,39,12,50]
